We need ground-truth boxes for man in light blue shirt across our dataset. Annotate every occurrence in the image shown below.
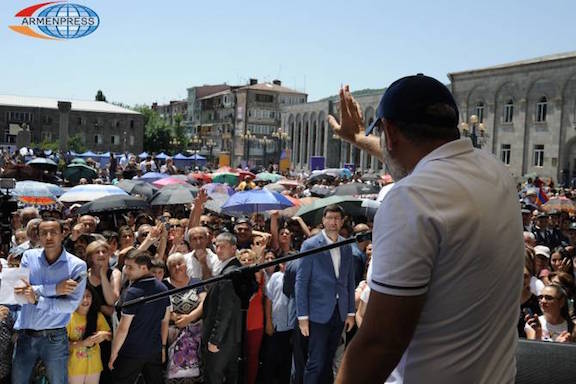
[12,218,86,384]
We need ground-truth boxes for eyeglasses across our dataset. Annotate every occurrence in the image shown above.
[538,295,558,302]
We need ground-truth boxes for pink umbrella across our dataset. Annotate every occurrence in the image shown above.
[152,176,189,188]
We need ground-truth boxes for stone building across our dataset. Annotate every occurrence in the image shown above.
[152,99,188,127]
[187,80,306,167]
[280,89,384,171]
[449,51,576,184]
[0,95,144,153]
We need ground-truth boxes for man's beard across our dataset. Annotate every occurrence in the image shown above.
[382,145,409,182]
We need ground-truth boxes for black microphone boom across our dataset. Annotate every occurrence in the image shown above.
[122,231,372,308]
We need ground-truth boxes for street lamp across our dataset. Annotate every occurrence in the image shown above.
[206,138,216,168]
[190,135,202,169]
[243,130,254,167]
[259,136,273,168]
[272,127,289,164]
[459,115,486,148]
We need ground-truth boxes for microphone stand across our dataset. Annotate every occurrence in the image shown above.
[122,231,372,308]
[121,231,371,384]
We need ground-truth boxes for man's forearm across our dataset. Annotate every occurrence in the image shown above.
[111,327,129,358]
[336,332,402,383]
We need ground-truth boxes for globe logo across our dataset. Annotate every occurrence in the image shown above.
[10,2,100,40]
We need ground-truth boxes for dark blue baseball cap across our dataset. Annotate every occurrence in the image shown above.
[366,73,459,135]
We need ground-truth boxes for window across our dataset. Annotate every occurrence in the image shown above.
[129,135,135,145]
[533,144,544,167]
[111,135,120,145]
[503,100,514,123]
[130,119,134,129]
[41,131,52,141]
[500,144,511,165]
[43,116,53,125]
[94,134,103,144]
[255,94,274,103]
[77,117,82,125]
[8,111,32,122]
[536,97,547,122]
[475,102,485,123]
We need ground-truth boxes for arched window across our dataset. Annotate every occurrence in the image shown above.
[475,102,485,123]
[503,100,514,123]
[536,97,547,122]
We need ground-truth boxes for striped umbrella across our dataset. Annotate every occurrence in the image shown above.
[59,184,128,203]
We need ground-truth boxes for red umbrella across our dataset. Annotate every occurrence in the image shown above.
[214,166,238,175]
[189,172,213,183]
[236,169,256,181]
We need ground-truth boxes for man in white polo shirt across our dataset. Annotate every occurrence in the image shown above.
[331,74,524,384]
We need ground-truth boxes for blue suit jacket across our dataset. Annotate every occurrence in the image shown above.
[295,232,355,324]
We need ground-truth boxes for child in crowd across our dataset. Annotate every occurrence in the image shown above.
[67,285,112,384]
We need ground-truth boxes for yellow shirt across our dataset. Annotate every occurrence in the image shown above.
[66,311,110,376]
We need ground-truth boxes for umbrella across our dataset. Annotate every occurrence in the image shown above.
[139,172,168,183]
[308,173,335,183]
[202,183,235,198]
[255,172,282,183]
[169,174,199,186]
[59,185,128,203]
[189,172,212,183]
[221,189,294,216]
[361,173,380,182]
[78,194,150,215]
[280,196,317,218]
[278,179,301,188]
[310,185,333,197]
[214,166,237,174]
[542,197,576,214]
[236,169,256,181]
[62,163,97,183]
[212,172,239,185]
[331,183,381,197]
[296,195,363,226]
[152,176,190,188]
[13,181,60,207]
[15,180,63,197]
[71,158,86,165]
[264,183,286,192]
[150,185,198,206]
[26,157,58,171]
[117,180,159,200]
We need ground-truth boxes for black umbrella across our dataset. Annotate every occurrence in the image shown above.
[77,194,150,215]
[26,157,58,171]
[310,185,333,197]
[308,173,335,183]
[150,185,198,206]
[62,163,97,183]
[117,180,159,201]
[331,183,381,197]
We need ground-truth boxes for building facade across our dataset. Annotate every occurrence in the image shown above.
[449,52,576,184]
[152,99,188,127]
[280,89,385,171]
[0,95,144,153]
[186,80,307,168]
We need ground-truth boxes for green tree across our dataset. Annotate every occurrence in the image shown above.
[172,113,187,152]
[67,134,86,153]
[134,105,173,152]
[95,90,107,102]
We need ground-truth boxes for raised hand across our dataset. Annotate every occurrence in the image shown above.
[327,85,366,145]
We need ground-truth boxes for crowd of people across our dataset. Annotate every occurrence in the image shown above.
[0,148,383,384]
[1,74,574,384]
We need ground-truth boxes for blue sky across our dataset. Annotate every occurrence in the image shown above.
[0,0,575,106]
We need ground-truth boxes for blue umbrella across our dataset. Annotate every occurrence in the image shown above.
[15,180,63,197]
[202,183,235,198]
[221,189,293,216]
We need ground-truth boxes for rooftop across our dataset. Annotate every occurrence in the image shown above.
[0,94,141,115]
[449,51,576,77]
[238,82,306,95]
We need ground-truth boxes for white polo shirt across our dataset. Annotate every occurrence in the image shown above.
[369,139,524,384]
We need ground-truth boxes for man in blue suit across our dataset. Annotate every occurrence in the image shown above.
[296,204,356,384]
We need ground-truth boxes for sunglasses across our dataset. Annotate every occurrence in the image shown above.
[538,295,558,301]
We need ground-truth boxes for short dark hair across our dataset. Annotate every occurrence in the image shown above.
[38,218,63,233]
[102,230,119,243]
[150,258,166,271]
[323,204,344,218]
[125,249,153,270]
